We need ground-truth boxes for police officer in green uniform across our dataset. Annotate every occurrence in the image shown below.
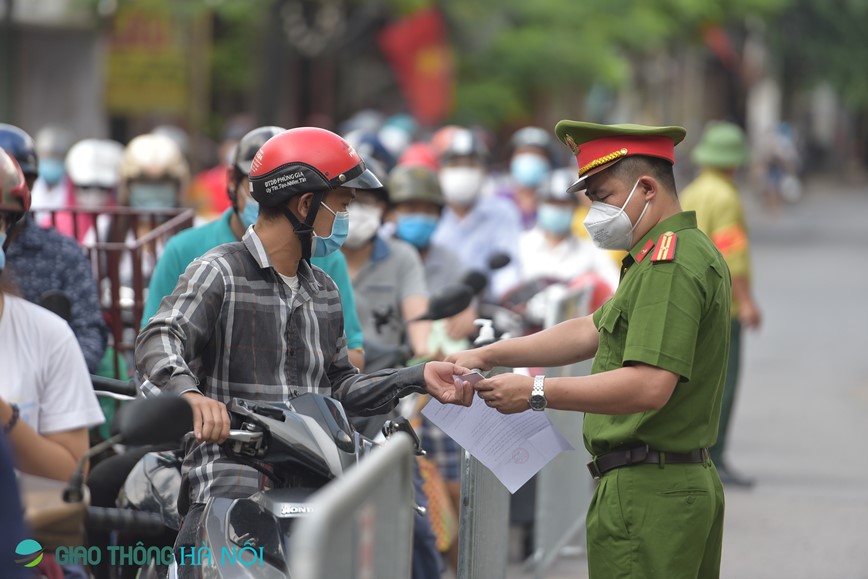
[448,121,731,578]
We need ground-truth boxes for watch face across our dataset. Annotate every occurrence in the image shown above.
[529,394,546,411]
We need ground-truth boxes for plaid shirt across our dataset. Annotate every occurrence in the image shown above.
[136,227,426,505]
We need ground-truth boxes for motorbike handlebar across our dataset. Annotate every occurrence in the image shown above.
[91,375,139,399]
[86,506,167,535]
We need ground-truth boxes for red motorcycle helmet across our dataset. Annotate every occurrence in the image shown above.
[249,127,382,207]
[0,148,31,217]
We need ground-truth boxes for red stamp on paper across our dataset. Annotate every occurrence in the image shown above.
[511,448,529,464]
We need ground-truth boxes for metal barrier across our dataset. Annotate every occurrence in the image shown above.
[457,450,510,579]
[289,433,416,579]
[530,284,599,577]
[34,207,196,377]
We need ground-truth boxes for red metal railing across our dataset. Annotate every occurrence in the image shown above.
[36,207,196,378]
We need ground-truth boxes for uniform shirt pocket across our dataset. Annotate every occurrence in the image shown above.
[595,303,626,370]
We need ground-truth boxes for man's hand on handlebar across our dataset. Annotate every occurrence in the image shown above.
[182,392,231,443]
[423,361,475,407]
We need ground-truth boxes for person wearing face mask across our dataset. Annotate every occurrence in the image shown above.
[385,162,477,569]
[58,138,126,243]
[497,126,556,229]
[448,121,732,579]
[517,167,620,289]
[0,148,104,485]
[136,128,476,579]
[0,125,108,374]
[430,126,522,301]
[680,121,762,488]
[141,126,367,371]
[118,133,190,212]
[340,158,431,359]
[30,125,75,227]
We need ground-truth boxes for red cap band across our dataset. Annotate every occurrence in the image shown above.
[577,135,676,176]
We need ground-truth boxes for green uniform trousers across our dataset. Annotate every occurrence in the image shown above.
[586,460,725,579]
[710,319,741,466]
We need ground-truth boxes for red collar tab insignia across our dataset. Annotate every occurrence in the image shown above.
[635,238,655,263]
[650,231,677,263]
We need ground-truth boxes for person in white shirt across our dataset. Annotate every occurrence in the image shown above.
[518,168,620,290]
[0,148,103,482]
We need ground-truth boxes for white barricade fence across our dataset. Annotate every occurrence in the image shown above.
[289,433,415,579]
[457,449,511,579]
[531,284,598,577]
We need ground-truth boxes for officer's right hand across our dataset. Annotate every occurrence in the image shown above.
[182,391,230,443]
[445,348,492,372]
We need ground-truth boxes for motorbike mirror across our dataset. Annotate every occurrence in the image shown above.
[65,395,193,504]
[461,270,488,297]
[414,284,473,321]
[488,253,511,271]
[39,290,72,323]
[113,395,193,445]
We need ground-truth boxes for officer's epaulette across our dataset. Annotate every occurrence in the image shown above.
[650,231,677,263]
[635,238,655,263]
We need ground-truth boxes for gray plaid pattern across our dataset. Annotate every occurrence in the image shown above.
[137,228,426,504]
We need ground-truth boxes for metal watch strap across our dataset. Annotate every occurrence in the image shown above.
[533,375,545,396]
[530,375,546,410]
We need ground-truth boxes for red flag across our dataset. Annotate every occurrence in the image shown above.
[702,24,738,71]
[378,8,454,126]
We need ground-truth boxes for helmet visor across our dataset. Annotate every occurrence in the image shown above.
[343,167,383,191]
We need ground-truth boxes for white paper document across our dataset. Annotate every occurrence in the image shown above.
[422,395,574,493]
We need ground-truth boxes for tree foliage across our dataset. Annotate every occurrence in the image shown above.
[768,0,868,108]
[440,0,785,127]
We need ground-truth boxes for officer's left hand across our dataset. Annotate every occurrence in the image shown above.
[474,373,534,414]
[423,361,475,406]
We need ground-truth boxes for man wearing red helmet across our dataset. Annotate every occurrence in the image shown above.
[135,128,474,574]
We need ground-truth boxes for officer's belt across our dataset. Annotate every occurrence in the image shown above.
[587,445,709,480]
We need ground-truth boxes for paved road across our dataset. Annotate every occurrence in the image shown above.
[503,176,868,579]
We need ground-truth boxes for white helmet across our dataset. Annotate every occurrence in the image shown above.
[119,134,190,208]
[121,133,189,182]
[65,139,125,189]
[35,125,75,159]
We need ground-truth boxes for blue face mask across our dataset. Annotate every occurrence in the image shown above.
[536,203,574,235]
[0,232,6,272]
[240,196,259,229]
[396,214,439,249]
[510,153,550,187]
[39,158,66,187]
[311,202,349,258]
[128,183,177,209]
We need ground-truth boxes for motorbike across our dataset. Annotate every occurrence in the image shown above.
[120,283,473,579]
[173,393,423,579]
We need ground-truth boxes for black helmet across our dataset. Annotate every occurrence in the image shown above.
[0,124,38,177]
[231,126,286,176]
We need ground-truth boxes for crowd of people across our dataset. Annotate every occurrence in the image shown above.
[0,111,761,579]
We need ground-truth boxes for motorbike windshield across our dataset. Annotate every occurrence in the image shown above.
[228,499,284,569]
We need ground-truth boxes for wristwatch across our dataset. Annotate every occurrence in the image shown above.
[529,375,547,411]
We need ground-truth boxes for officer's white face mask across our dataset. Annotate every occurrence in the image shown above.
[583,179,650,250]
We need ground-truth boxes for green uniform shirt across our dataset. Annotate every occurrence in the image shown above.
[585,211,731,456]
[142,209,365,349]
